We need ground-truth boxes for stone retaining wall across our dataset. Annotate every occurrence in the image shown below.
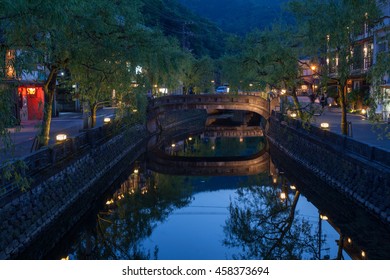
[0,125,148,259]
[267,115,390,225]
[0,109,207,259]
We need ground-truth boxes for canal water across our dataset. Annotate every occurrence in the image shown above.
[46,132,389,260]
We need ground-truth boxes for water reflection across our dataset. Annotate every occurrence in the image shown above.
[223,180,320,259]
[48,132,390,260]
[59,170,192,260]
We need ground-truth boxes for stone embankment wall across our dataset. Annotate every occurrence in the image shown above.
[267,114,390,225]
[0,125,148,259]
[0,109,207,259]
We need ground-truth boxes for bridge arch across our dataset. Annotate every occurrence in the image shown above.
[150,94,272,119]
[147,149,270,176]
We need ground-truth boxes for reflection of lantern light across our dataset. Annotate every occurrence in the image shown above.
[27,87,36,95]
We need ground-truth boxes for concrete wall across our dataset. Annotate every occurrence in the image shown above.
[267,113,390,225]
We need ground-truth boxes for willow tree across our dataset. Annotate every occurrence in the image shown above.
[288,0,380,135]
[0,0,144,147]
[181,56,215,94]
[137,33,189,97]
[69,0,145,128]
[234,25,314,119]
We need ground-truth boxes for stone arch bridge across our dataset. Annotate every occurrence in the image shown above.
[148,93,279,132]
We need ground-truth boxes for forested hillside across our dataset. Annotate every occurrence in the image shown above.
[178,0,288,34]
[141,0,227,58]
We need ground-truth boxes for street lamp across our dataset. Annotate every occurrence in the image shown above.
[320,122,330,129]
[56,134,67,142]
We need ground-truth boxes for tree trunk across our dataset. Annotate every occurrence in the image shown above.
[290,87,302,118]
[339,85,348,135]
[91,103,98,128]
[37,68,57,149]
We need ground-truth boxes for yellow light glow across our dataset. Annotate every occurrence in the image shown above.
[347,238,352,244]
[361,109,366,114]
[27,87,36,95]
[188,137,192,141]
[311,65,316,71]
[103,117,111,123]
[134,169,139,174]
[290,112,297,118]
[273,177,277,184]
[106,199,114,205]
[280,192,287,200]
[61,256,69,260]
[361,251,366,258]
[171,143,176,148]
[56,134,67,141]
[320,214,328,220]
[281,89,286,95]
[320,123,330,129]
[290,185,296,190]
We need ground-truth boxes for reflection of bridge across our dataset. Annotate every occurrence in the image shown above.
[147,149,269,176]
[204,126,264,138]
[151,94,275,119]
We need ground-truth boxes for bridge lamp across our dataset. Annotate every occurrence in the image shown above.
[56,133,67,142]
[320,214,328,221]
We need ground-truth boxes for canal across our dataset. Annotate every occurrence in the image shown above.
[46,131,390,260]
